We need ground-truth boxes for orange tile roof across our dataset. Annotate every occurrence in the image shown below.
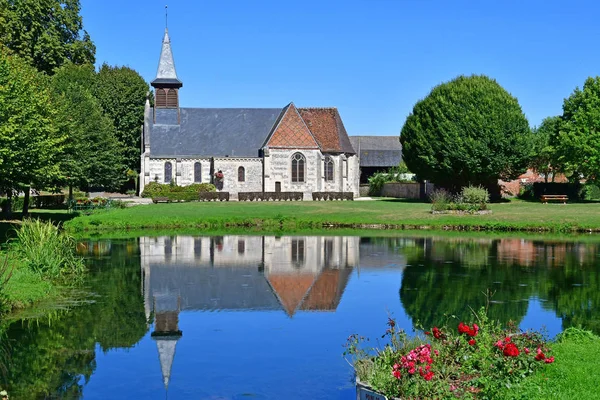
[266,103,319,149]
[298,108,355,154]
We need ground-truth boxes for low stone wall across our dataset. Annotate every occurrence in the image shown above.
[359,184,370,197]
[381,182,435,199]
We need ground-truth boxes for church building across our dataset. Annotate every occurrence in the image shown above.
[140,29,360,199]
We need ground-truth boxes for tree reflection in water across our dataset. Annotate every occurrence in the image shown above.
[399,237,600,333]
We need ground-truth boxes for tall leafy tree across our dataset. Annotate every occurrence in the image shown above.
[94,64,149,175]
[530,116,562,183]
[0,51,63,217]
[554,77,600,184]
[51,63,126,193]
[400,75,531,198]
[0,0,95,74]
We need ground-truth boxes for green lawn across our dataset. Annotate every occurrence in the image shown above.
[59,198,600,233]
[497,328,600,399]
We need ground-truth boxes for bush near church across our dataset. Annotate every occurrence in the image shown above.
[141,182,216,202]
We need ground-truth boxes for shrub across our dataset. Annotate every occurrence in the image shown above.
[368,166,416,196]
[346,308,555,399]
[461,185,489,210]
[581,184,600,200]
[368,172,389,196]
[13,220,85,282]
[141,182,216,198]
[429,189,452,211]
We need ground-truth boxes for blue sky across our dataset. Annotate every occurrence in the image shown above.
[80,0,600,135]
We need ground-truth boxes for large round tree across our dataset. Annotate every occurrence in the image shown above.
[554,76,600,184]
[400,75,531,198]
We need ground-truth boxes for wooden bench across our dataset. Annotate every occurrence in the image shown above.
[541,194,568,204]
[152,196,170,204]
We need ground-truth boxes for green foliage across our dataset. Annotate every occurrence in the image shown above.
[368,172,389,196]
[0,51,64,215]
[0,0,95,74]
[13,219,85,282]
[400,75,531,196]
[580,183,600,200]
[461,185,490,209]
[141,182,216,199]
[555,77,600,184]
[94,64,149,174]
[51,63,126,191]
[430,186,489,212]
[368,166,415,196]
[530,116,562,182]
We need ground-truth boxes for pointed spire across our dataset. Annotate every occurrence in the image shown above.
[152,28,182,88]
[155,338,179,390]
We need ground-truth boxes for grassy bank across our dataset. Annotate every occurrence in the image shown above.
[497,328,600,399]
[62,199,600,234]
[0,220,85,315]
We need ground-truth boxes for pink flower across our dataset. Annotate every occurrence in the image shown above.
[495,339,504,349]
[524,347,530,354]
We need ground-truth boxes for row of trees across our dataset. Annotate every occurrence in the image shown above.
[400,75,600,198]
[0,0,149,215]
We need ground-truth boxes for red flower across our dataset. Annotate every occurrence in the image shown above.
[503,343,520,357]
[432,327,444,339]
[458,322,470,334]
[393,370,401,379]
[468,339,476,346]
[544,356,555,364]
[423,371,434,381]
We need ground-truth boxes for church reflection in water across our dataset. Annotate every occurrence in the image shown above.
[139,235,386,390]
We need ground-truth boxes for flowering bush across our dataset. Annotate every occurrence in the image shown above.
[344,308,554,399]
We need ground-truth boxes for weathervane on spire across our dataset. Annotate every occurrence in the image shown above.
[165,5,168,29]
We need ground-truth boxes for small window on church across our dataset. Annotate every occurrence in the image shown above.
[324,156,334,182]
[156,89,167,108]
[291,153,305,183]
[164,162,172,183]
[166,89,178,108]
[194,162,202,183]
[238,166,245,182]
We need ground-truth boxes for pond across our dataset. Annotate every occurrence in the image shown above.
[2,234,600,399]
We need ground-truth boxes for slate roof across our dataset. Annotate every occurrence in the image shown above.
[349,136,403,167]
[151,29,182,87]
[149,107,282,158]
[298,108,356,154]
[148,264,281,311]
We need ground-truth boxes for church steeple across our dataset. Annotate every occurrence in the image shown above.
[152,28,182,109]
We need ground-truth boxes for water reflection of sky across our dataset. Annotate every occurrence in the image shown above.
[26,235,600,399]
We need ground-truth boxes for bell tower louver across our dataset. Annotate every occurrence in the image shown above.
[151,28,183,110]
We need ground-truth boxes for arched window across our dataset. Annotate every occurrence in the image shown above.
[291,153,305,183]
[324,156,334,181]
[194,162,202,183]
[166,89,178,108]
[238,166,245,182]
[164,162,172,183]
[155,88,167,108]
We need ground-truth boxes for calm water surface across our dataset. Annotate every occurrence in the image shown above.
[3,235,600,399]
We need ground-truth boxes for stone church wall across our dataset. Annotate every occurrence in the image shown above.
[213,158,263,199]
[263,149,323,200]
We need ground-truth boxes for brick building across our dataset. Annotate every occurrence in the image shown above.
[140,29,359,199]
